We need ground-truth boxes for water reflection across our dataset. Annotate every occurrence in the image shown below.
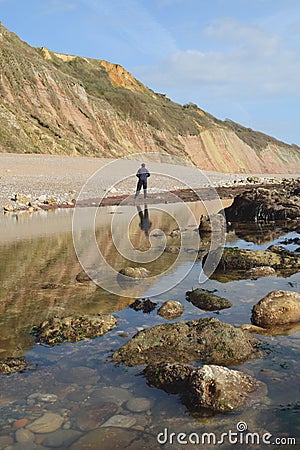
[137,204,152,236]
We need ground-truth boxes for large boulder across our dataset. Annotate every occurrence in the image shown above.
[31,314,117,345]
[251,290,300,327]
[224,180,300,222]
[144,362,261,413]
[186,288,232,311]
[113,318,260,366]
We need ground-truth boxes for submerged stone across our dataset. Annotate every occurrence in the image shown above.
[113,317,260,366]
[31,313,117,345]
[186,288,232,311]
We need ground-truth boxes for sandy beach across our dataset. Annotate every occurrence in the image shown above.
[0,153,299,210]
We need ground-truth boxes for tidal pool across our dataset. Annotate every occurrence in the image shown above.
[0,202,299,449]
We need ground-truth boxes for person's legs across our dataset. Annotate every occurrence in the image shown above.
[135,179,143,198]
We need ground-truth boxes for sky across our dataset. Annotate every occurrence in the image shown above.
[1,0,300,146]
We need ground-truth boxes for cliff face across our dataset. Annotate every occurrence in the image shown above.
[0,22,299,173]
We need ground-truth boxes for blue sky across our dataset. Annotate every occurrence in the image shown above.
[1,0,300,145]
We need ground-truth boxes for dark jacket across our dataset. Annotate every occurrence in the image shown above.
[136,167,150,181]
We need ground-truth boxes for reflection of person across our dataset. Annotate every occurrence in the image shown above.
[137,205,152,236]
[135,163,150,199]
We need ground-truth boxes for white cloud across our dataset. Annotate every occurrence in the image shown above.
[135,17,300,100]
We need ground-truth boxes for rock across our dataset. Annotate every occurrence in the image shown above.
[101,415,136,428]
[89,386,131,406]
[27,392,58,403]
[240,322,300,336]
[69,427,160,450]
[157,300,184,319]
[75,269,100,283]
[40,429,82,448]
[251,290,300,327]
[27,412,64,433]
[113,317,260,366]
[144,362,261,413]
[209,247,300,272]
[13,193,31,203]
[3,203,15,212]
[129,298,157,313]
[198,213,226,233]
[0,436,14,447]
[15,428,35,443]
[246,266,276,277]
[0,357,28,374]
[224,180,300,222]
[31,313,117,345]
[186,289,232,311]
[58,366,100,385]
[187,364,260,412]
[75,404,118,430]
[119,267,150,278]
[13,418,29,428]
[126,397,151,413]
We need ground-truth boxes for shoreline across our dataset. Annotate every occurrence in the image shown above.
[1,153,299,213]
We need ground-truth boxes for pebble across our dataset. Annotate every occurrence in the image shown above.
[0,435,14,447]
[26,412,64,433]
[27,393,58,403]
[15,428,35,443]
[126,397,151,413]
[58,366,100,385]
[88,386,131,406]
[75,403,117,430]
[101,414,137,428]
[40,429,82,448]
[13,418,29,428]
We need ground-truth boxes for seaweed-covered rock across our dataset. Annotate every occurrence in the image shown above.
[144,362,261,413]
[224,181,300,222]
[0,357,28,374]
[113,318,260,366]
[212,247,300,272]
[32,314,117,345]
[251,290,300,328]
[129,298,157,313]
[157,300,184,319]
[186,289,232,311]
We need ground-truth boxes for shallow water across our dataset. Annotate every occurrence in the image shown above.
[0,203,299,449]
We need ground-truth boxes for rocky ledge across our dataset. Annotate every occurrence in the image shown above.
[207,247,300,279]
[224,178,300,222]
[113,317,261,366]
[31,314,117,345]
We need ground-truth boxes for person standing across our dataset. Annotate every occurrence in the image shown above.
[134,163,150,199]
